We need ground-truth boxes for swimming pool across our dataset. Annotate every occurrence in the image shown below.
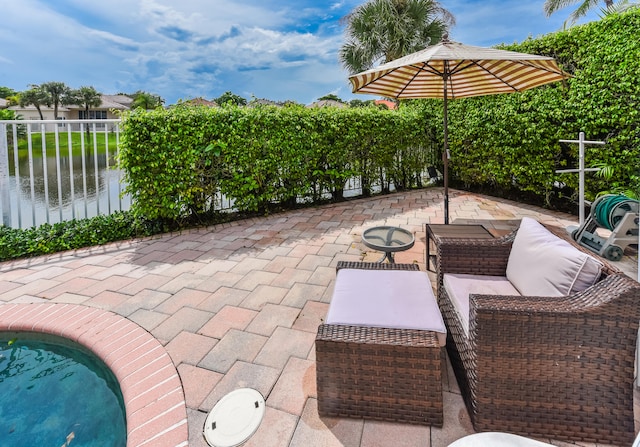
[0,332,127,447]
[0,302,189,446]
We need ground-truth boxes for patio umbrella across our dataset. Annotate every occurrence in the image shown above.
[349,35,570,224]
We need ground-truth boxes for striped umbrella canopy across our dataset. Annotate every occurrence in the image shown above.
[349,36,570,224]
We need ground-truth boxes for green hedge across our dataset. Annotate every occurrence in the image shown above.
[119,104,437,220]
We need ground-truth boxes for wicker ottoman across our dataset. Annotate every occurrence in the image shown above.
[315,261,446,426]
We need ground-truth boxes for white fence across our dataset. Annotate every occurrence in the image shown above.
[0,119,130,229]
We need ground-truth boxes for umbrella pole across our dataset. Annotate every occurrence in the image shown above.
[443,72,449,224]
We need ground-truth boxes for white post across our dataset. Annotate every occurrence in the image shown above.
[0,123,10,227]
[557,132,605,226]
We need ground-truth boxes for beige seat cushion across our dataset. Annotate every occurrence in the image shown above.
[443,273,521,337]
[326,268,447,346]
[506,217,603,297]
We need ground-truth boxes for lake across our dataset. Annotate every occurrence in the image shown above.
[1,149,131,229]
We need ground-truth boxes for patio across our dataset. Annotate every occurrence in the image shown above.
[0,187,638,447]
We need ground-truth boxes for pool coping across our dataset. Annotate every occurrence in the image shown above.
[0,303,189,447]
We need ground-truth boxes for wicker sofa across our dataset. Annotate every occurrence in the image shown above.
[437,217,640,445]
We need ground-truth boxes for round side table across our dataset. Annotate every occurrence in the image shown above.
[362,226,415,263]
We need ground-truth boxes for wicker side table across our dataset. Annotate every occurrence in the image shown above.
[425,224,493,271]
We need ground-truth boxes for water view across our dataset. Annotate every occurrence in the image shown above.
[2,150,130,229]
[0,123,131,229]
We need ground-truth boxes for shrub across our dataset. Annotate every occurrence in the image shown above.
[0,212,157,261]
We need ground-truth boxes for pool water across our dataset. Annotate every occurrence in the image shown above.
[0,332,127,447]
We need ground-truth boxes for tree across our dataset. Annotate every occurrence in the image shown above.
[70,86,103,136]
[542,0,626,24]
[19,87,51,120]
[0,86,16,99]
[214,91,247,106]
[130,91,164,110]
[39,81,72,120]
[339,0,455,74]
[598,0,640,16]
[349,99,375,107]
[5,94,21,106]
[70,86,103,118]
[318,94,345,103]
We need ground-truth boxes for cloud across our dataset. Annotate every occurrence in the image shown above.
[0,0,601,105]
[197,27,243,45]
[1,0,338,102]
[85,29,141,52]
[157,26,195,42]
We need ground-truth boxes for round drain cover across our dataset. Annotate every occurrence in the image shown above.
[203,388,266,447]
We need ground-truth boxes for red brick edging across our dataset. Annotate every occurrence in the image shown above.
[0,303,188,447]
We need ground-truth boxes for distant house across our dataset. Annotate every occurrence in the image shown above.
[178,97,218,107]
[9,94,132,121]
[7,94,132,131]
[306,99,348,108]
[247,98,283,107]
[375,99,398,110]
[0,98,8,109]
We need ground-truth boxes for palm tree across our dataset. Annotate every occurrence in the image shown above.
[598,0,640,16]
[19,87,51,120]
[70,86,103,136]
[339,0,455,75]
[542,0,626,24]
[39,81,72,120]
[71,86,103,119]
[131,91,164,110]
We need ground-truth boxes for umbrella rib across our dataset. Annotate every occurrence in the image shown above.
[410,62,444,77]
[516,59,568,76]
[355,66,407,93]
[469,59,566,92]
[367,62,444,98]
[448,60,477,75]
[391,62,446,97]
[469,60,520,92]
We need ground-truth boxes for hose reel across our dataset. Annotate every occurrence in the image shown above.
[572,194,639,261]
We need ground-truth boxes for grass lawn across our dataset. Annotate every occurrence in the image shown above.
[14,131,118,157]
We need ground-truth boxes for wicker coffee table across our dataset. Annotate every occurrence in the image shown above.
[316,261,445,426]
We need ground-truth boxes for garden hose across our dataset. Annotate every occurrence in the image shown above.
[591,194,639,230]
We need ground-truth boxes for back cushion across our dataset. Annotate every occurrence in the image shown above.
[506,217,603,296]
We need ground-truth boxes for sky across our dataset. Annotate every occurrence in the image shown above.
[0,0,600,106]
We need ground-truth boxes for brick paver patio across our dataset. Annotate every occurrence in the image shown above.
[1,188,637,447]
